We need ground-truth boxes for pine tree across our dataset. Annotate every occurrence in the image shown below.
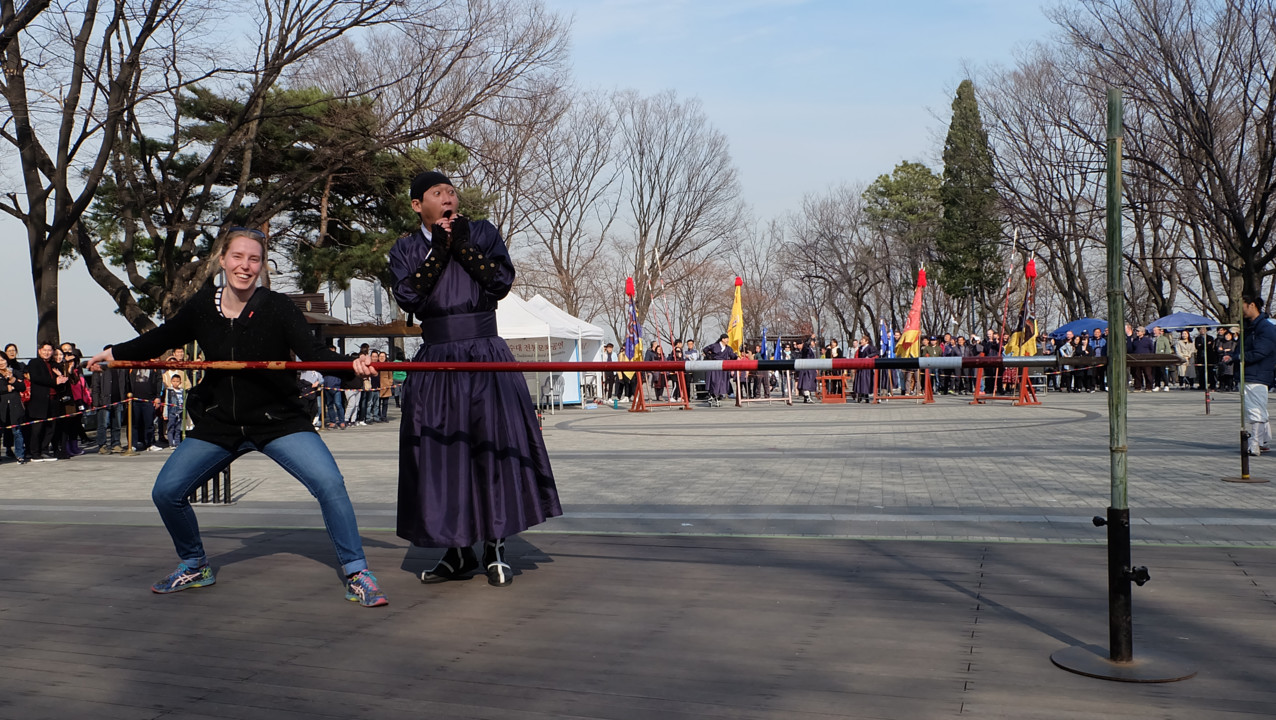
[937,79,1002,304]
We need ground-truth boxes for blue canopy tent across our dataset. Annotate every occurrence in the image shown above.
[1049,317,1108,339]
[1147,312,1220,330]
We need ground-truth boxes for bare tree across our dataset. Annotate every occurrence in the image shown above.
[781,184,887,343]
[1,0,185,344]
[978,46,1108,322]
[728,218,789,341]
[463,81,568,252]
[0,0,50,57]
[614,89,745,321]
[513,91,621,320]
[1050,0,1276,319]
[72,0,570,332]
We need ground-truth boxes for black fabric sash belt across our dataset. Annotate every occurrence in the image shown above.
[419,311,498,344]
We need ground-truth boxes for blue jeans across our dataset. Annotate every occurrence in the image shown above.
[325,388,344,425]
[95,405,122,448]
[362,390,379,422]
[151,433,368,576]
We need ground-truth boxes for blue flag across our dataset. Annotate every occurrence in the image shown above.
[773,336,783,360]
[760,327,768,358]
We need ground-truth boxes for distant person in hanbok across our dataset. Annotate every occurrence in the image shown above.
[852,335,879,402]
[389,171,561,588]
[703,333,736,406]
[796,338,819,403]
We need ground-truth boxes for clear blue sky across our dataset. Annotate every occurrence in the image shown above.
[546,0,1057,218]
[1,0,1059,352]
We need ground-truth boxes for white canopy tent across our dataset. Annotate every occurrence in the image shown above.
[496,293,604,407]
[527,294,606,404]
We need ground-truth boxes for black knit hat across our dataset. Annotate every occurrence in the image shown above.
[409,171,453,201]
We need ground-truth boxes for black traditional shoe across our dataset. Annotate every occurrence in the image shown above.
[483,539,513,587]
[420,546,479,583]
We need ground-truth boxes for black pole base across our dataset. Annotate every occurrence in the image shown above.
[1051,645,1196,683]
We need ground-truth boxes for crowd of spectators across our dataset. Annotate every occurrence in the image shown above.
[593,323,1260,407]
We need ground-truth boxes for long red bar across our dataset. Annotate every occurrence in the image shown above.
[105,356,1130,373]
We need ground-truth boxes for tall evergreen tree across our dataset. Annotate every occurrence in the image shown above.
[937,80,1002,308]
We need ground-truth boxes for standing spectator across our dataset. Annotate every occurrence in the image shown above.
[1217,330,1238,392]
[378,352,393,422]
[824,339,844,396]
[1242,296,1276,455]
[752,342,771,399]
[91,344,127,453]
[1075,335,1095,392]
[953,335,973,394]
[1174,330,1196,389]
[669,342,685,401]
[1057,331,1075,392]
[62,347,92,456]
[852,335,879,403]
[164,373,186,448]
[921,336,942,394]
[1153,326,1174,390]
[359,349,378,423]
[1091,328,1107,392]
[128,364,163,451]
[601,342,619,401]
[0,353,27,463]
[1194,327,1215,391]
[794,337,818,404]
[1130,326,1156,392]
[299,369,324,428]
[982,329,1002,394]
[645,341,667,401]
[25,342,64,462]
[323,370,344,429]
[341,355,362,426]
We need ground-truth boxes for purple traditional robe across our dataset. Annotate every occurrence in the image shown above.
[703,341,736,397]
[389,221,561,547]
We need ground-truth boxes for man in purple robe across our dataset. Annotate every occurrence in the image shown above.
[389,171,561,588]
[702,333,736,406]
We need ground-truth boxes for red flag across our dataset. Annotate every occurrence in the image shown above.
[896,268,926,358]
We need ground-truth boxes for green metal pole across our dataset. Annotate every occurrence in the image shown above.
[1239,319,1251,479]
[1105,89,1135,664]
[1106,89,1128,513]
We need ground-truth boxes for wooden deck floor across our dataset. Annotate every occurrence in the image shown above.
[2,524,1274,719]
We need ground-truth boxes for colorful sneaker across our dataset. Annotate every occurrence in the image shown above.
[345,570,389,607]
[152,563,215,594]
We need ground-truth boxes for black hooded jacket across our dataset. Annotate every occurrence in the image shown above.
[112,285,351,449]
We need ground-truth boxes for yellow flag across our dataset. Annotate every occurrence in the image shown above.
[726,277,744,353]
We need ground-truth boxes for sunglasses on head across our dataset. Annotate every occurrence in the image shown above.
[225,226,266,239]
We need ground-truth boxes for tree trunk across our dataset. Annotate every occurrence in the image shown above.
[30,224,61,346]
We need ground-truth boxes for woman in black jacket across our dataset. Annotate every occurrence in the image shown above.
[88,228,388,607]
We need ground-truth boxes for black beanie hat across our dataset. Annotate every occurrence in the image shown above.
[410,171,453,201]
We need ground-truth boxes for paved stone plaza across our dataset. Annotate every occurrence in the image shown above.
[3,389,1275,544]
[3,390,1275,719]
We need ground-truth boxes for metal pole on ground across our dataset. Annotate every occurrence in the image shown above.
[1224,313,1267,483]
[1051,88,1195,683]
